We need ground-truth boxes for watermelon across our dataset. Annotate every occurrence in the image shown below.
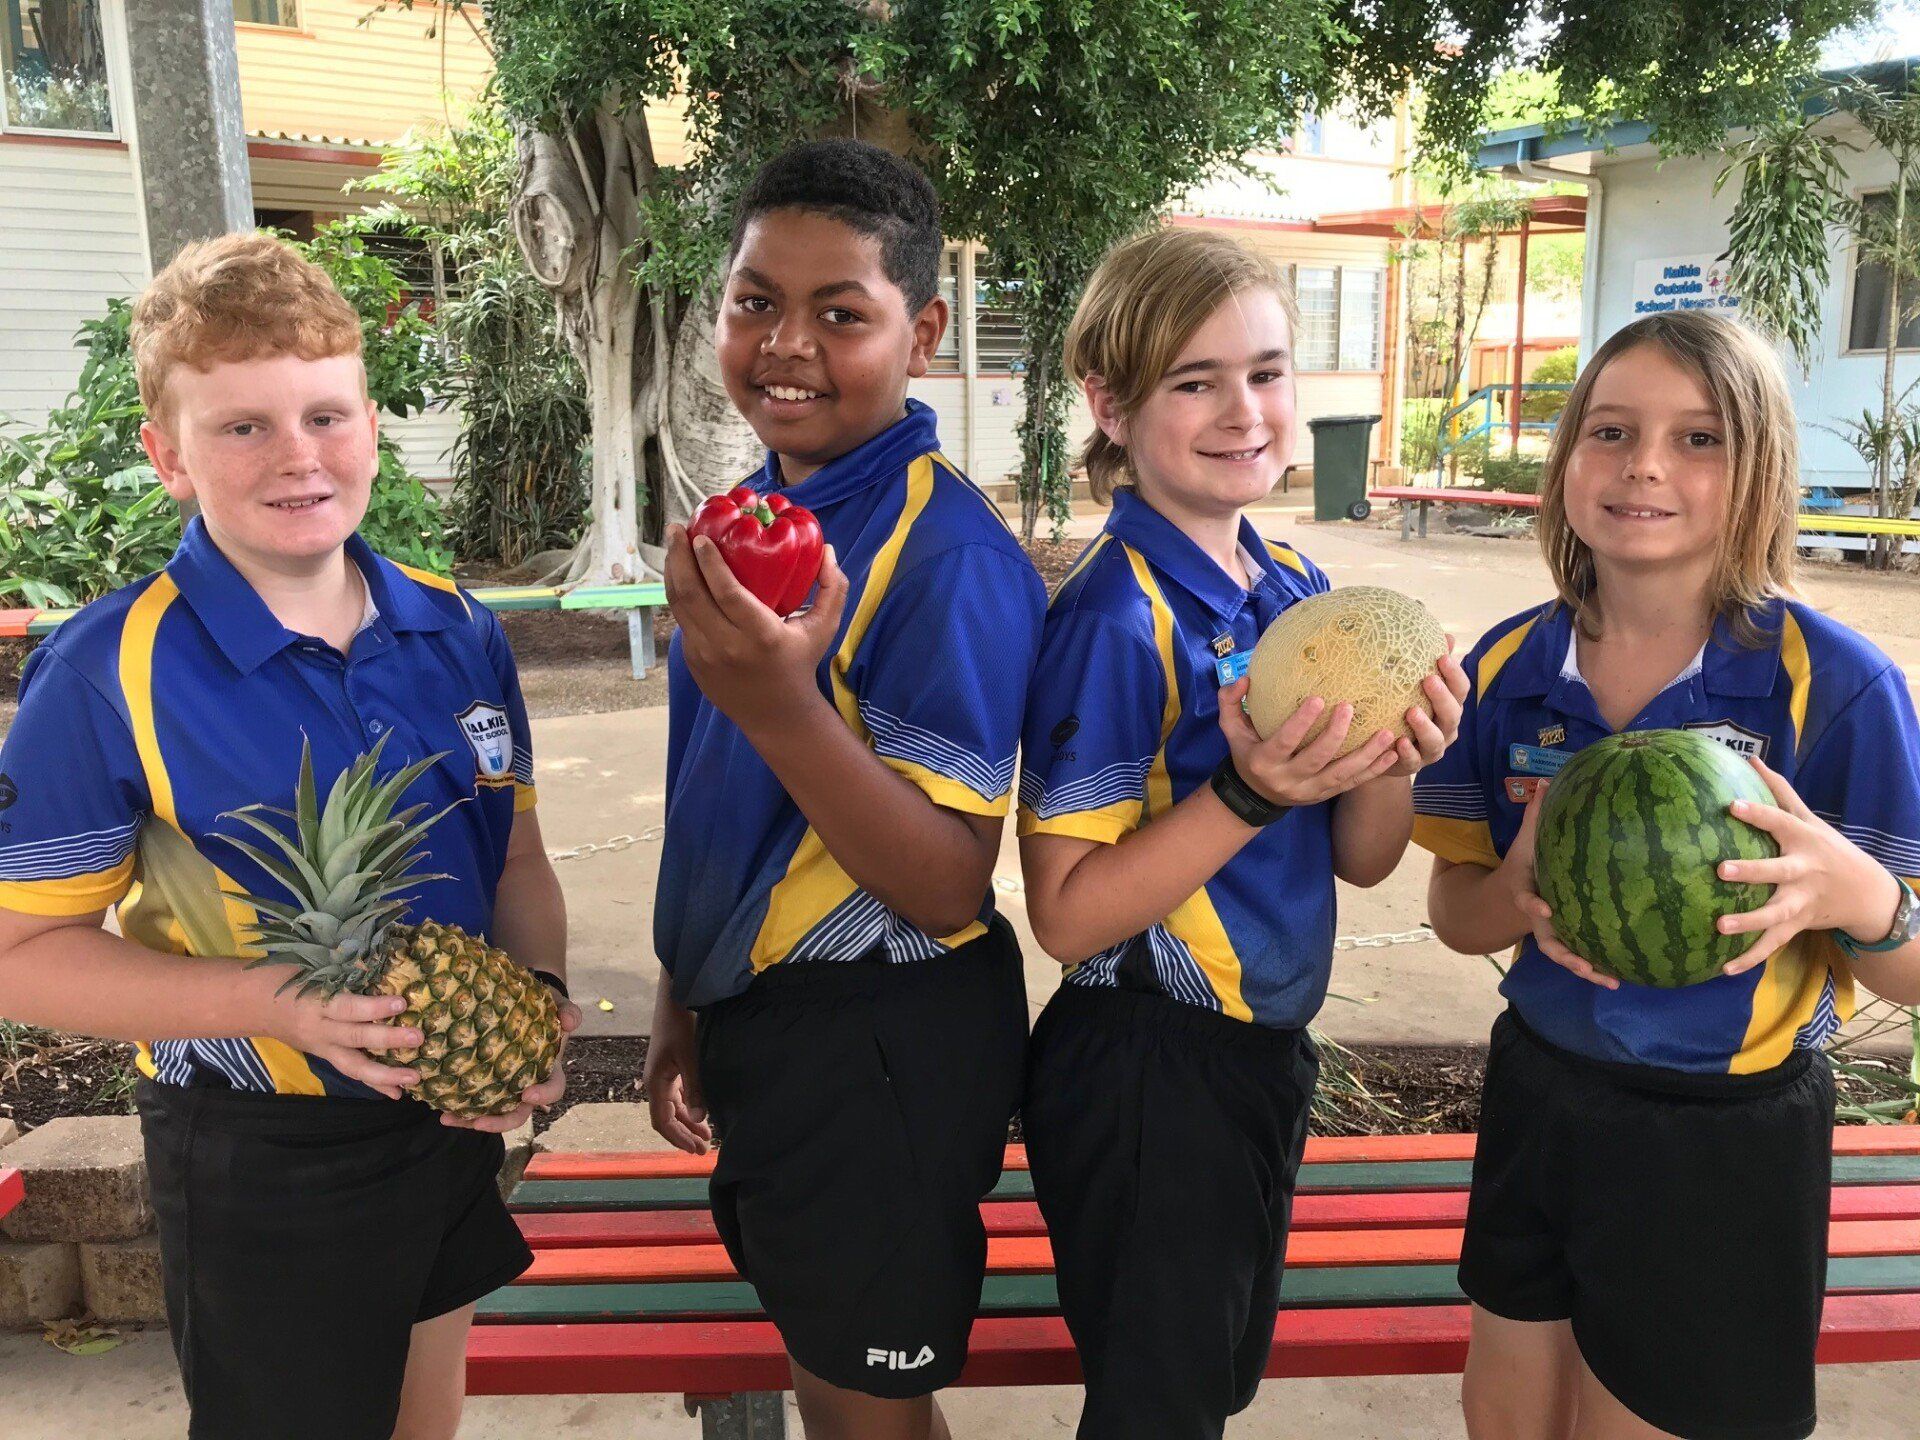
[1532,729,1779,988]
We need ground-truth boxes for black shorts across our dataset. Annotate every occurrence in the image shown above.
[1463,1009,1835,1440]
[137,1078,532,1440]
[695,916,1028,1397]
[1023,983,1319,1440]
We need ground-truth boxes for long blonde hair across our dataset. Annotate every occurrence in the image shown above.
[1065,228,1298,503]
[1538,311,1798,644]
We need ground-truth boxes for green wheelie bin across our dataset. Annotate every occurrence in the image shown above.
[1308,413,1381,522]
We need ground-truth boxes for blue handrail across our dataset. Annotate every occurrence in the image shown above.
[1432,383,1573,485]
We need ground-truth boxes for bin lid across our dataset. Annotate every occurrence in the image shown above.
[1307,413,1382,428]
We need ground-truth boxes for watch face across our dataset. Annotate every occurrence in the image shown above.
[1900,884,1920,944]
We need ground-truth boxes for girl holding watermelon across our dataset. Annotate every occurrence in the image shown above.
[1416,308,1920,1440]
[1016,228,1468,1438]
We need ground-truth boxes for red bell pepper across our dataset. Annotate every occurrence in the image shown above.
[687,486,825,616]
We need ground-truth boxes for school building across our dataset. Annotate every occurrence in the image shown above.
[3,1,1421,492]
[1477,60,1920,527]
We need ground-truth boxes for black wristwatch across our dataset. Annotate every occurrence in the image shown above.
[1210,756,1291,828]
[530,968,571,1001]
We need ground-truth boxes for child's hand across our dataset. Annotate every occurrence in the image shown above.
[253,969,426,1098]
[1713,756,1906,977]
[1381,644,1471,778]
[441,996,582,1133]
[1216,681,1400,808]
[1497,781,1619,988]
[643,992,712,1155]
[664,523,850,732]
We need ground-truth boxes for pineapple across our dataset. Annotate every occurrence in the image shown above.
[221,737,561,1117]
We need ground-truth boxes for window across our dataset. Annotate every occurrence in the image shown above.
[235,0,300,24]
[1297,112,1326,157]
[3,0,112,134]
[974,252,1028,371]
[929,246,960,373]
[1290,264,1382,371]
[1847,190,1920,351]
[1338,268,1383,370]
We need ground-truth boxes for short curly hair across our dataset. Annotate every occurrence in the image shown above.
[728,139,943,313]
[132,231,363,424]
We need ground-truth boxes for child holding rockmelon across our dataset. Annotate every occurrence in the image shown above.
[1016,228,1467,1438]
[1416,309,1920,1440]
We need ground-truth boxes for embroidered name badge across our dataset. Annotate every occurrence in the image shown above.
[1505,776,1544,804]
[1682,719,1769,761]
[457,701,513,779]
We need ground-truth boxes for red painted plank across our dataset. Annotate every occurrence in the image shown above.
[1368,487,1542,508]
[465,1292,1920,1396]
[518,1202,1053,1251]
[519,1215,1920,1286]
[0,1168,21,1221]
[0,610,37,639]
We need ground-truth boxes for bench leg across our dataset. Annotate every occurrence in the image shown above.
[687,1393,787,1438]
[629,606,659,681]
[1400,504,1411,541]
[1419,502,1429,539]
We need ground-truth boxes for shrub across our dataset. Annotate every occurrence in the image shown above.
[1521,346,1578,423]
[1476,454,1546,494]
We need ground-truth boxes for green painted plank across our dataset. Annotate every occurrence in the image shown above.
[26,610,74,635]
[471,588,564,612]
[476,1254,1920,1325]
[511,1153,1920,1215]
[559,584,668,611]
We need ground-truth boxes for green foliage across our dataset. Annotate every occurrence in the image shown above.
[1400,398,1445,473]
[0,302,179,607]
[295,230,438,420]
[1381,0,1875,185]
[881,0,1338,538]
[1716,103,1850,373]
[360,443,454,574]
[1520,347,1578,422]
[1475,454,1546,494]
[340,103,589,565]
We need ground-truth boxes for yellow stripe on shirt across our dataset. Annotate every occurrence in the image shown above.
[1781,608,1812,755]
[117,578,323,1095]
[1124,546,1252,1022]
[753,457,983,970]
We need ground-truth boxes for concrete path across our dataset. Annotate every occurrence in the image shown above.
[9,1328,1918,1438]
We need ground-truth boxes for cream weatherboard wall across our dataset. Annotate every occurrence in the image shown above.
[0,139,149,424]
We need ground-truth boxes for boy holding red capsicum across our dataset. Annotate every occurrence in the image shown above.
[645,139,1046,1440]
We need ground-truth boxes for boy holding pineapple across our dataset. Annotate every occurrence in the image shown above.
[0,233,576,1440]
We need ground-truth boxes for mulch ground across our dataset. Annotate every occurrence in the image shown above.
[0,1027,1491,1138]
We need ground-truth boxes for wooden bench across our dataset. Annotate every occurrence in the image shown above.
[466,1131,1920,1437]
[0,580,671,679]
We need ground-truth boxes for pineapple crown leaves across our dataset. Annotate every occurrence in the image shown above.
[217,734,465,997]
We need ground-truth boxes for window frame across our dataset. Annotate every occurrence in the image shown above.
[1288,261,1385,373]
[1841,185,1920,356]
[1,0,120,140]
[232,0,305,29]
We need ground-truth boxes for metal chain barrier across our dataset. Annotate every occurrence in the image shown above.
[546,827,664,863]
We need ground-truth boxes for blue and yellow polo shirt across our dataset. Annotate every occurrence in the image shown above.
[1413,597,1920,1074]
[655,401,1046,1008]
[0,516,537,1097]
[1016,487,1340,1030]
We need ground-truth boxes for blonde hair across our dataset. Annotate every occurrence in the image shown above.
[1064,228,1299,503]
[132,232,364,423]
[1538,310,1798,646]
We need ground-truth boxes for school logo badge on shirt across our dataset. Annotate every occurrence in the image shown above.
[1683,719,1770,761]
[457,701,513,779]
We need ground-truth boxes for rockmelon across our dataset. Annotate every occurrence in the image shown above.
[1245,587,1446,754]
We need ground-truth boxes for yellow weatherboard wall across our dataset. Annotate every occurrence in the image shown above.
[233,3,691,160]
